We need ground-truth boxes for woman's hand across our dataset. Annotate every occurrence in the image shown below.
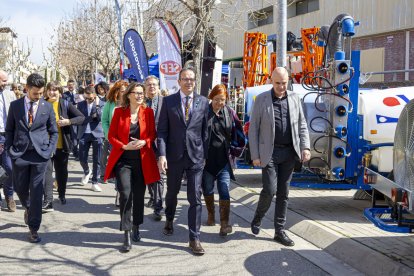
[58,117,71,127]
[122,138,146,150]
[131,137,146,149]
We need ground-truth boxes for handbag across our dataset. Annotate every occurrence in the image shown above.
[227,107,247,158]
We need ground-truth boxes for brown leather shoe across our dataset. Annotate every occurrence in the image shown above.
[28,230,41,243]
[189,240,205,255]
[5,197,16,212]
[163,220,173,236]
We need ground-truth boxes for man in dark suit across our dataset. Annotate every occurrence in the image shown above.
[5,73,58,243]
[157,68,209,255]
[145,75,164,221]
[77,86,104,191]
[63,79,79,160]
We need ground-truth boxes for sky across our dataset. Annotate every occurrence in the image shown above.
[1,0,80,65]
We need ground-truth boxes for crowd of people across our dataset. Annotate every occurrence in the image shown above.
[0,67,311,255]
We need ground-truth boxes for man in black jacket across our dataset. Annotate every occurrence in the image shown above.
[77,86,105,191]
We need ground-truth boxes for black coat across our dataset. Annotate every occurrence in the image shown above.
[58,98,85,152]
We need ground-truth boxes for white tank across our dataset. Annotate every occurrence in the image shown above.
[359,87,414,172]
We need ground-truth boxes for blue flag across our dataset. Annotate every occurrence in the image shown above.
[123,29,149,82]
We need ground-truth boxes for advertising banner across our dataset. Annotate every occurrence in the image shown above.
[155,20,182,93]
[123,29,149,82]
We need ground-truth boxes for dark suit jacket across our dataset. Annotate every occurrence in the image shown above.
[157,91,209,163]
[63,91,76,106]
[149,94,163,129]
[5,97,58,160]
[77,99,105,139]
[57,98,85,152]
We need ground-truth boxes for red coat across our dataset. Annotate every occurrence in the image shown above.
[104,106,160,184]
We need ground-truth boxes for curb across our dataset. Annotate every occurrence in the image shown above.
[230,182,414,276]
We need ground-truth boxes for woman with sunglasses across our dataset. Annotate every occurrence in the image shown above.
[104,82,160,252]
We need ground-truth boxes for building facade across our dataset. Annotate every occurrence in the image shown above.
[0,27,39,84]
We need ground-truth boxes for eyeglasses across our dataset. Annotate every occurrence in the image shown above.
[180,78,196,82]
[129,92,144,96]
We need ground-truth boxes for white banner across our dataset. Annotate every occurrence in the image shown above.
[155,20,182,94]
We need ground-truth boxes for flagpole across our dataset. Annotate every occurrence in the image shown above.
[115,0,124,79]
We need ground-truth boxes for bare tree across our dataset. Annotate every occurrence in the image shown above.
[50,1,121,82]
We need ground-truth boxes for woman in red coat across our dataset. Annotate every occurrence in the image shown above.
[104,82,160,252]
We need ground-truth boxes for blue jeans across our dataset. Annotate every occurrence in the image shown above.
[202,163,231,200]
[0,134,13,200]
[79,133,102,184]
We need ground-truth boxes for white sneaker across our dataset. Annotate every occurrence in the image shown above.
[81,171,92,185]
[91,184,102,192]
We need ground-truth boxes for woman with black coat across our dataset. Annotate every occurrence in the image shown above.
[42,81,85,211]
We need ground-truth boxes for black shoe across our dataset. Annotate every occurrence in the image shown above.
[42,202,54,213]
[131,226,141,242]
[146,199,154,208]
[163,220,174,236]
[28,229,41,243]
[153,210,162,221]
[121,230,132,252]
[59,197,67,205]
[251,216,261,235]
[274,230,295,247]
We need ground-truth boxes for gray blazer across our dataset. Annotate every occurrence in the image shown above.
[248,89,310,167]
[1,88,16,117]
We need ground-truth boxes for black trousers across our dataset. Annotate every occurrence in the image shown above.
[115,157,146,231]
[165,152,203,241]
[100,139,110,178]
[254,147,296,231]
[148,177,164,211]
[43,149,70,201]
[13,150,48,231]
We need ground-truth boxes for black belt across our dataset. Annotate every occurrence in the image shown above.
[0,132,5,136]
[274,144,292,148]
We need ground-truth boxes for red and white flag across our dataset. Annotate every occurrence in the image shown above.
[155,20,182,93]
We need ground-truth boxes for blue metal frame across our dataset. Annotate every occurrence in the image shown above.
[345,50,361,179]
[364,208,413,233]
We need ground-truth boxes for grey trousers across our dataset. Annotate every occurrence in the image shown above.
[254,147,296,231]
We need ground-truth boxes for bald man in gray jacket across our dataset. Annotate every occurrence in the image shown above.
[249,67,311,246]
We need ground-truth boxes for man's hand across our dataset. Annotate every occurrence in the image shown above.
[158,156,168,174]
[301,149,311,162]
[252,159,261,167]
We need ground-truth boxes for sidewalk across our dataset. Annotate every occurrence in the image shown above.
[0,159,358,275]
[232,169,414,275]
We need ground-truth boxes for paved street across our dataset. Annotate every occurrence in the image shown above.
[0,159,361,275]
